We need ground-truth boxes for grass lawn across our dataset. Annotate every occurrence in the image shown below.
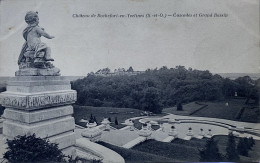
[130,135,259,162]
[163,99,260,123]
[73,105,145,129]
[97,141,174,162]
[73,105,166,129]
[163,102,205,116]
[192,99,260,122]
[240,107,260,123]
[171,138,208,149]
[133,139,202,162]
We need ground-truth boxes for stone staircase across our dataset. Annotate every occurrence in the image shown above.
[122,136,147,149]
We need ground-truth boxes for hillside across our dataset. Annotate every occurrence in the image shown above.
[72,66,259,114]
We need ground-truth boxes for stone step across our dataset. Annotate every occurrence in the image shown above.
[122,136,147,149]
[183,136,192,140]
[162,136,175,142]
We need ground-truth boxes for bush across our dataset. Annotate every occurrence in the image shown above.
[0,105,5,116]
[248,136,255,147]
[4,134,66,163]
[115,117,118,125]
[199,138,223,161]
[177,102,183,111]
[237,138,249,156]
[225,133,239,161]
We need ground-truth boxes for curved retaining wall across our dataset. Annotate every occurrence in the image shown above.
[140,117,260,137]
[76,138,125,163]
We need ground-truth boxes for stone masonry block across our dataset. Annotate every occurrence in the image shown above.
[0,90,77,110]
[49,131,76,150]
[3,105,73,123]
[3,116,75,139]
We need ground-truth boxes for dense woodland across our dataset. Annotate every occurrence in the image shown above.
[72,66,259,113]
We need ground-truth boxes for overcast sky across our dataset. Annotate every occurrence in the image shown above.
[0,0,259,76]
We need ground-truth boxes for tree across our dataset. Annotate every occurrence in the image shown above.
[71,66,236,111]
[199,138,222,161]
[222,78,235,97]
[226,133,239,161]
[248,136,255,148]
[101,68,111,74]
[177,102,183,111]
[4,134,66,162]
[115,117,118,125]
[140,87,162,113]
[237,138,249,156]
[89,113,95,123]
[127,66,134,72]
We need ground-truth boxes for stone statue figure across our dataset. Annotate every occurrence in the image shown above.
[16,11,60,76]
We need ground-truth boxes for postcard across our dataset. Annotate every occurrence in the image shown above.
[0,0,259,162]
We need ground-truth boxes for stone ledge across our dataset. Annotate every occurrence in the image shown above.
[62,146,76,158]
[7,80,70,86]
[6,76,72,93]
[8,76,69,81]
[48,131,76,150]
[7,85,71,93]
[15,67,60,76]
[3,105,74,123]
[3,116,75,138]
[0,90,77,110]
[76,138,125,163]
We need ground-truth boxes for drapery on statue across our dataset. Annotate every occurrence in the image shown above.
[18,11,56,69]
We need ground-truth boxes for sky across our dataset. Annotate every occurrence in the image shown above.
[0,0,259,76]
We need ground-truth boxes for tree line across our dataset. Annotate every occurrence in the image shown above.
[71,66,259,113]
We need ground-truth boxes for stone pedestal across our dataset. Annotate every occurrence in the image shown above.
[169,126,178,137]
[101,118,111,131]
[199,129,205,136]
[15,67,60,76]
[0,76,77,156]
[81,125,102,142]
[187,128,194,137]
[138,126,152,138]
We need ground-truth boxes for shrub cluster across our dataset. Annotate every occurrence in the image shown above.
[200,133,256,162]
[4,134,66,162]
[3,134,98,163]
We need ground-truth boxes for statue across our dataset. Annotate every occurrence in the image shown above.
[16,11,60,76]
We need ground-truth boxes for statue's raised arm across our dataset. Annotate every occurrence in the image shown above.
[16,11,60,76]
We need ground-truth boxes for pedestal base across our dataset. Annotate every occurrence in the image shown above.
[15,67,60,76]
[0,76,77,156]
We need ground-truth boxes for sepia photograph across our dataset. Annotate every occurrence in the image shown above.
[0,0,259,162]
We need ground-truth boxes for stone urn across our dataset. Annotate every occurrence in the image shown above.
[126,119,134,131]
[81,126,102,142]
[86,122,97,128]
[168,125,178,137]
[186,127,194,136]
[199,128,204,136]
[207,129,212,136]
[160,123,165,132]
[147,122,152,131]
[101,118,111,131]
[138,123,152,138]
